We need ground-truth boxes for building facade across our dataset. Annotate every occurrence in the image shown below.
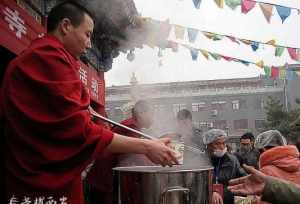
[105,77,286,139]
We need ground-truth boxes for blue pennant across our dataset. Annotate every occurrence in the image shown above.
[190,49,199,61]
[286,70,295,80]
[238,59,250,66]
[187,28,199,43]
[276,5,291,23]
[192,0,202,9]
[251,42,259,51]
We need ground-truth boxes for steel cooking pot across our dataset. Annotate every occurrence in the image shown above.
[113,164,213,204]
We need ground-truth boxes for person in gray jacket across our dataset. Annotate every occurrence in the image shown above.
[228,164,300,204]
[203,129,246,204]
[234,132,260,169]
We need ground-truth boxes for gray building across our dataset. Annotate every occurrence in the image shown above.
[105,76,286,140]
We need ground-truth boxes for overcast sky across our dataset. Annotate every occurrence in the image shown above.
[105,0,300,86]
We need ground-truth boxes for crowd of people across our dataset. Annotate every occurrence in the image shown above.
[82,104,300,204]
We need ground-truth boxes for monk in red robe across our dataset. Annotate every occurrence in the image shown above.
[0,1,177,204]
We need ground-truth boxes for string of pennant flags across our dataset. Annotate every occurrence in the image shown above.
[171,23,300,62]
[190,0,300,24]
[157,40,298,80]
[132,18,300,80]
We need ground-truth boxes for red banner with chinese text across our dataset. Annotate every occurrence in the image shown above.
[78,62,105,106]
[0,0,45,54]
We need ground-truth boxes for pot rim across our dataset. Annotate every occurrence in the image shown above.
[113,165,213,173]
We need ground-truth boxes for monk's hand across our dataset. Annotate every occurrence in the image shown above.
[145,138,178,167]
[212,192,223,204]
[228,165,266,196]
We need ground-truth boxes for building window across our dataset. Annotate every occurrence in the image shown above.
[240,99,247,109]
[199,121,213,129]
[192,102,206,112]
[255,99,264,110]
[213,120,227,129]
[210,109,218,117]
[154,104,165,113]
[173,103,186,115]
[211,101,227,110]
[232,100,239,110]
[233,119,248,129]
[255,119,265,129]
[192,121,201,129]
[114,107,123,116]
[260,99,264,109]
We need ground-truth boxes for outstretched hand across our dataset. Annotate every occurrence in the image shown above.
[228,165,266,196]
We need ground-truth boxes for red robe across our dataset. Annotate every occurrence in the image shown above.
[1,35,114,204]
[86,118,138,194]
[87,117,153,204]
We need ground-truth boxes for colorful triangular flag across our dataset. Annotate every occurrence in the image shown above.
[241,0,256,14]
[275,46,285,57]
[237,59,250,66]
[264,66,271,77]
[275,5,291,23]
[209,52,221,60]
[225,0,241,10]
[222,55,233,61]
[286,70,295,80]
[266,39,276,47]
[287,48,298,61]
[187,28,199,43]
[190,48,199,61]
[214,0,224,8]
[192,0,202,9]
[174,25,185,40]
[203,32,223,41]
[279,67,286,79]
[200,49,210,60]
[255,60,264,68]
[271,66,279,79]
[251,41,259,51]
[227,36,240,44]
[259,3,273,23]
[167,41,179,52]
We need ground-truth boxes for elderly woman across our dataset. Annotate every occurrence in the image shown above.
[203,129,246,204]
[254,130,300,204]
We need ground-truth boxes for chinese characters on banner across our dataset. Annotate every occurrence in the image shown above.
[3,6,27,39]
[0,0,45,54]
[0,0,105,106]
[78,62,105,106]
[9,195,68,204]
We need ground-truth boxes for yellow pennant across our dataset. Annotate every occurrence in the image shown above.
[200,50,209,60]
[214,0,224,8]
[255,60,264,68]
[174,25,185,40]
[279,67,286,79]
[266,39,276,47]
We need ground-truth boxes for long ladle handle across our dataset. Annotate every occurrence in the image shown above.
[89,107,204,154]
[89,107,157,140]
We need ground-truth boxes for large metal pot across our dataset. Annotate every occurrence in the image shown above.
[113,164,213,204]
